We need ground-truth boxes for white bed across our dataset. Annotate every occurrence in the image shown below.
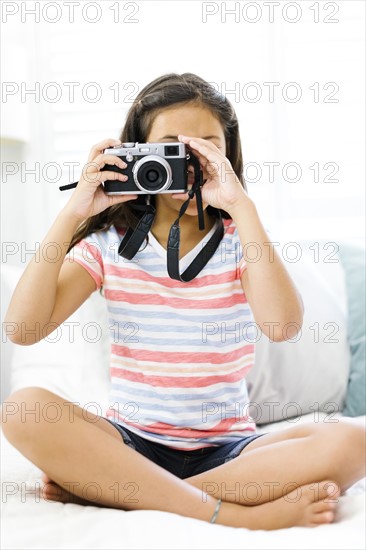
[1,414,365,550]
[1,241,365,549]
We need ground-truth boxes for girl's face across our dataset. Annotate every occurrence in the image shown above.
[146,102,226,218]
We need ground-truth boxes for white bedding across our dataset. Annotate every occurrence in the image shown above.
[2,413,365,550]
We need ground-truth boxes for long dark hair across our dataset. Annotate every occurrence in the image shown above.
[67,72,246,252]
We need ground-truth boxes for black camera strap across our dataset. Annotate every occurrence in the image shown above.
[117,203,156,260]
[166,156,224,282]
[166,201,224,282]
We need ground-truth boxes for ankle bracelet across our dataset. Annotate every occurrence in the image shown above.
[210,498,222,524]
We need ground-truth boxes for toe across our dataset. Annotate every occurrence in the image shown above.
[312,510,335,525]
[312,500,337,514]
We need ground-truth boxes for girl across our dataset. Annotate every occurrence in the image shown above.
[2,73,365,530]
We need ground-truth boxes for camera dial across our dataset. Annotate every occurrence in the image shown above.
[122,142,135,148]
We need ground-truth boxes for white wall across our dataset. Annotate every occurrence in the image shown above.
[1,0,365,270]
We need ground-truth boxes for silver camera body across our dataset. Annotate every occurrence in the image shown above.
[102,142,189,195]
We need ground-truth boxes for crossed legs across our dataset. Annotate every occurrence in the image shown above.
[184,420,365,505]
[2,387,364,529]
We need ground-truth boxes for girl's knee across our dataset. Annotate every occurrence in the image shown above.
[313,420,365,454]
[1,386,60,439]
[338,421,366,451]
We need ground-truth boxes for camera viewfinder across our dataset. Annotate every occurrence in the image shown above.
[165,145,179,156]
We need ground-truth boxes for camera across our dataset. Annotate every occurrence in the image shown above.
[102,142,192,195]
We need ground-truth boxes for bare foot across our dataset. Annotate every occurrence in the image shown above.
[40,473,101,507]
[217,480,340,530]
[40,472,340,529]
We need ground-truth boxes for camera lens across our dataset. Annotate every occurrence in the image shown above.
[139,162,166,190]
[146,169,159,183]
[133,156,172,193]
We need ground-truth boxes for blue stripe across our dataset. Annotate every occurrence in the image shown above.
[107,319,253,335]
[107,307,250,324]
[109,398,248,419]
[110,382,249,403]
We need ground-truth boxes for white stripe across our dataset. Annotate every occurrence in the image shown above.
[109,371,252,397]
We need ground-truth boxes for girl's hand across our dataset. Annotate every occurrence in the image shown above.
[175,135,248,213]
[63,139,138,222]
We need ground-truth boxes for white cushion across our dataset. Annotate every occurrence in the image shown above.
[246,242,350,423]
[1,265,24,402]
[5,274,110,412]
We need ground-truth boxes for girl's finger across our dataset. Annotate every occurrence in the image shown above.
[178,134,220,150]
[92,153,127,171]
[179,135,222,155]
[87,138,122,163]
[191,148,223,178]
[187,149,207,169]
[184,141,218,171]
[83,169,128,186]
[179,136,222,165]
[188,143,234,180]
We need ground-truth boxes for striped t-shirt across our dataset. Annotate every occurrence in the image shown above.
[64,217,257,450]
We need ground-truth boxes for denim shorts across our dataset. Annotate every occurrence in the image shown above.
[104,418,265,479]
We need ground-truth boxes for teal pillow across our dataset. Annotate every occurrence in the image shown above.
[338,242,366,416]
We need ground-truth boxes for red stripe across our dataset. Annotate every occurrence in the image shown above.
[110,362,253,388]
[75,240,104,273]
[111,343,254,364]
[146,418,256,438]
[104,289,247,308]
[107,413,255,439]
[225,226,235,235]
